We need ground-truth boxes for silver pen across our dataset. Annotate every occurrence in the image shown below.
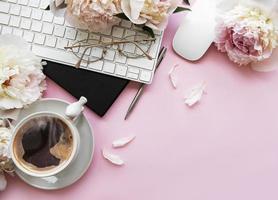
[124,47,167,120]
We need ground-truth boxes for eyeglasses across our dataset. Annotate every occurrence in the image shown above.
[64,34,156,68]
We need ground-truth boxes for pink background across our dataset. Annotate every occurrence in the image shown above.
[2,12,278,200]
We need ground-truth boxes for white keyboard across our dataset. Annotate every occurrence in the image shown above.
[0,0,163,84]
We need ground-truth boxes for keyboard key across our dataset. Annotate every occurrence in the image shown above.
[32,44,77,64]
[56,38,68,49]
[127,72,138,80]
[31,20,42,32]
[20,18,31,29]
[121,20,132,28]
[103,49,115,61]
[68,40,78,53]
[13,28,23,36]
[101,36,112,43]
[8,0,18,3]
[45,36,57,47]
[18,0,28,5]
[23,31,34,42]
[127,57,155,70]
[124,30,136,37]
[112,27,124,38]
[91,47,103,58]
[140,70,152,82]
[88,60,103,71]
[115,52,127,63]
[54,16,65,25]
[79,47,91,56]
[89,34,100,40]
[42,22,54,34]
[124,43,136,53]
[65,28,77,40]
[10,4,21,15]
[39,0,49,9]
[115,64,127,76]
[128,67,140,74]
[29,0,40,7]
[54,25,65,37]
[102,26,112,35]
[34,33,45,44]
[0,2,10,13]
[2,26,12,34]
[21,6,31,17]
[76,31,88,40]
[42,12,54,22]
[10,16,20,27]
[32,8,42,20]
[103,62,115,73]
[0,13,10,25]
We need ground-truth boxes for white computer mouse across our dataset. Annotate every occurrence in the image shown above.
[173,0,217,61]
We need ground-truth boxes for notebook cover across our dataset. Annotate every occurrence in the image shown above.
[43,61,129,117]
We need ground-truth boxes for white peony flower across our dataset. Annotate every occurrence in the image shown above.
[121,0,181,30]
[0,35,46,110]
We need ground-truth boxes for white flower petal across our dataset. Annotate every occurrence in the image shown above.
[184,82,206,107]
[130,0,145,20]
[0,173,7,192]
[112,135,136,148]
[102,150,124,166]
[121,0,147,25]
[168,64,179,89]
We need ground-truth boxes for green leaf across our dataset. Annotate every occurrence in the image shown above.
[183,0,190,5]
[142,26,155,38]
[173,6,191,13]
[114,13,129,20]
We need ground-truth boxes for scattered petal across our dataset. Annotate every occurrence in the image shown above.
[168,64,179,89]
[184,82,206,107]
[102,150,124,166]
[0,172,7,192]
[112,135,136,148]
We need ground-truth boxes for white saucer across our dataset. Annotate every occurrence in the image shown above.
[14,98,94,190]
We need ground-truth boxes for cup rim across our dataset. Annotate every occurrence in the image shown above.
[11,111,80,178]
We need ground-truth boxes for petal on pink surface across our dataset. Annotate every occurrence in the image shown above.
[102,150,124,166]
[112,135,136,148]
[184,82,206,107]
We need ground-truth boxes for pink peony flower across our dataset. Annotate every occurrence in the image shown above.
[65,0,122,32]
[214,5,278,66]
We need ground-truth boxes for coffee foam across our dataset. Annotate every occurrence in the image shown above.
[13,115,73,173]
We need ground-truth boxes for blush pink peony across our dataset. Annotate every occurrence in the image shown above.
[65,0,122,32]
[214,5,278,66]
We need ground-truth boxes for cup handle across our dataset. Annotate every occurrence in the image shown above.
[65,96,87,123]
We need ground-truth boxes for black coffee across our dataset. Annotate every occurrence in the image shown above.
[13,116,73,171]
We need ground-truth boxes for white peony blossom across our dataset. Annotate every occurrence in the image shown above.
[0,35,46,110]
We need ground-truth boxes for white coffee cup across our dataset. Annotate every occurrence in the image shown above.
[10,97,87,178]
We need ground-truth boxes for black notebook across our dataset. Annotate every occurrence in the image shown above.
[43,61,129,117]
